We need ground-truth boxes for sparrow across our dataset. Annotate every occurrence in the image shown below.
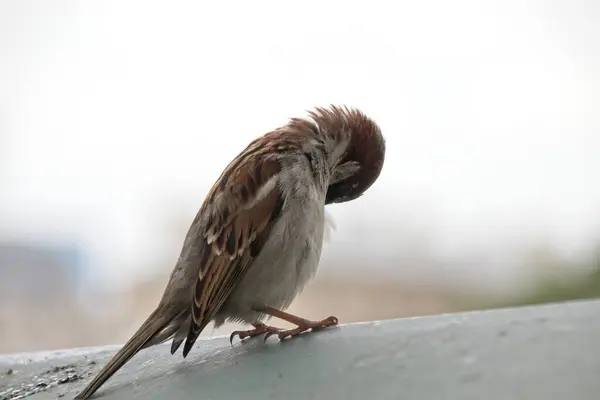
[74,105,385,399]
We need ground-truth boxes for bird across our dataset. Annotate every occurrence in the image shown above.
[74,105,386,399]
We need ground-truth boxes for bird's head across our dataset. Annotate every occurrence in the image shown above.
[306,105,386,204]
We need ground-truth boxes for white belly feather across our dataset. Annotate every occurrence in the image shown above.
[214,192,326,326]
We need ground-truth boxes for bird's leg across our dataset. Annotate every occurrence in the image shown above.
[229,322,282,345]
[256,306,338,341]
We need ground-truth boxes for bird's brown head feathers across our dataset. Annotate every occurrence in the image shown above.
[305,105,385,204]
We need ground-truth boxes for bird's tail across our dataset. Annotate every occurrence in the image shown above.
[74,304,178,399]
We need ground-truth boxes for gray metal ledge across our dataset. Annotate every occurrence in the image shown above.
[1,299,600,400]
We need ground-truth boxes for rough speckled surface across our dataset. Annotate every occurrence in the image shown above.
[1,299,599,400]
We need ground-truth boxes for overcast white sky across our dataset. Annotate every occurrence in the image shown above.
[1,0,599,291]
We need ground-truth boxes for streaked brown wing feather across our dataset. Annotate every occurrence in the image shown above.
[181,153,285,357]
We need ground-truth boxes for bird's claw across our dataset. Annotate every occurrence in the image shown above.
[229,330,243,346]
[230,316,339,345]
[229,329,260,346]
[263,330,280,342]
[229,323,282,346]
[317,316,339,328]
[263,316,339,341]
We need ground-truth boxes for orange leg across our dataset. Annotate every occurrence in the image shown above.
[257,306,338,340]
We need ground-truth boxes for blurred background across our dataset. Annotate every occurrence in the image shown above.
[0,0,599,354]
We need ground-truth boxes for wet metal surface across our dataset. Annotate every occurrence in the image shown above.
[1,299,599,400]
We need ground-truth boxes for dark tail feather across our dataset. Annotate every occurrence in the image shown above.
[74,306,175,399]
[170,314,191,355]
[182,331,198,358]
[181,320,209,358]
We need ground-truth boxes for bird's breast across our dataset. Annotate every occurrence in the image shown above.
[221,190,326,321]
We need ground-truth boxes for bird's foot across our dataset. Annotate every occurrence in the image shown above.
[229,322,282,345]
[264,315,339,341]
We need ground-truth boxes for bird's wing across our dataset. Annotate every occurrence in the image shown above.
[179,149,287,357]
